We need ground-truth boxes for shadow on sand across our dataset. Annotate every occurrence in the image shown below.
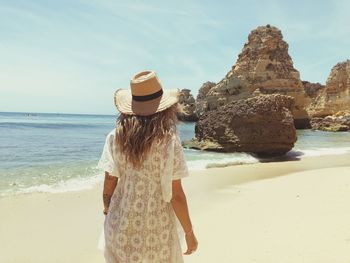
[254,150,305,163]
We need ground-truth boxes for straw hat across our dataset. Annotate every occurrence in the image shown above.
[114,70,179,116]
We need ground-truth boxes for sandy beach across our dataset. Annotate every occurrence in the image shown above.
[1,154,350,263]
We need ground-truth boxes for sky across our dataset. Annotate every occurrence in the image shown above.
[0,0,349,115]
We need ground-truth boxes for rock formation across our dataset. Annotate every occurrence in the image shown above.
[195,81,216,118]
[308,60,350,117]
[185,94,297,156]
[196,25,310,128]
[310,111,350,131]
[302,81,325,98]
[176,89,198,121]
[187,26,349,133]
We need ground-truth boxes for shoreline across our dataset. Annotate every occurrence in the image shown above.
[2,149,350,198]
[1,153,350,262]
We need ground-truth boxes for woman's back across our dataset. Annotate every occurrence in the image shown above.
[99,128,188,263]
[99,70,197,263]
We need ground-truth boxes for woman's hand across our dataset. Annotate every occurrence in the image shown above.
[103,208,108,216]
[184,230,198,255]
[171,180,197,255]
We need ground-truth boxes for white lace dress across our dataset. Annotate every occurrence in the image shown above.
[97,128,189,263]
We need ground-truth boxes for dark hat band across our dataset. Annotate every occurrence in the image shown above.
[132,89,163,102]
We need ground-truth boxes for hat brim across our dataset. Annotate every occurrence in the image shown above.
[114,88,179,116]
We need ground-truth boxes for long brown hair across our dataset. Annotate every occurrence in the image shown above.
[115,102,181,169]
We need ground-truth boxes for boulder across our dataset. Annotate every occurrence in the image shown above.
[184,94,297,156]
[177,89,198,121]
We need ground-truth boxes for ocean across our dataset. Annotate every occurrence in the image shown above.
[1,111,350,197]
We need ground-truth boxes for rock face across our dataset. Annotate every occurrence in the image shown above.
[185,94,297,156]
[302,81,325,98]
[310,111,350,131]
[177,89,198,121]
[198,25,309,128]
[308,60,350,117]
[195,81,216,118]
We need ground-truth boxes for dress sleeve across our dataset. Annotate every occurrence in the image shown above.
[172,133,189,180]
[97,131,120,177]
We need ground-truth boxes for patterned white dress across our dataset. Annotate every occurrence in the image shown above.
[97,128,189,263]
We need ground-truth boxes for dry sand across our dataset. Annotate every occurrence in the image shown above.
[1,154,350,263]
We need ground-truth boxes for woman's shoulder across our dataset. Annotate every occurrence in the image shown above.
[102,128,117,151]
[171,130,181,143]
[105,128,116,140]
[158,130,181,151]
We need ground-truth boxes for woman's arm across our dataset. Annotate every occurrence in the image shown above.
[102,171,118,215]
[171,179,198,255]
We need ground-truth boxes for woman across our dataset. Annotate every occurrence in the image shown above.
[97,70,198,263]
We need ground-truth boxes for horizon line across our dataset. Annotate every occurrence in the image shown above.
[0,110,118,117]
